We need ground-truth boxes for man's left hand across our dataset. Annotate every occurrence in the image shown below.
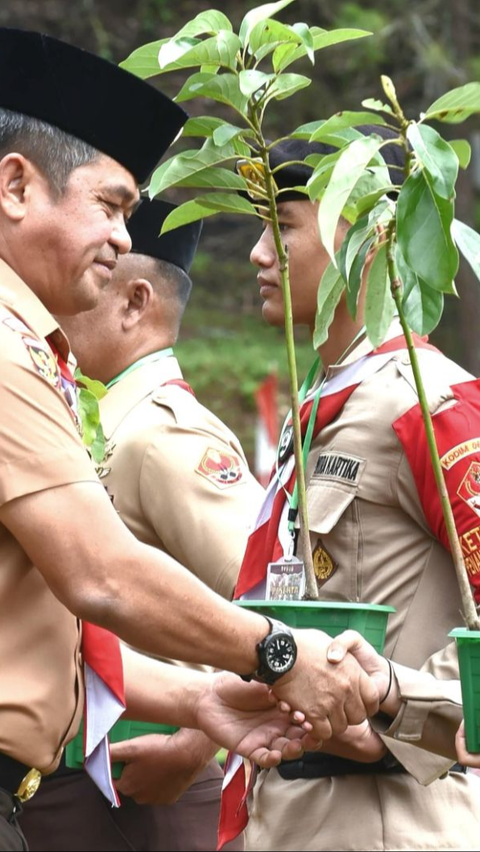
[195,672,315,768]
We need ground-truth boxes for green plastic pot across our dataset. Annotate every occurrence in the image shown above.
[235,600,395,654]
[65,718,179,779]
[449,627,480,753]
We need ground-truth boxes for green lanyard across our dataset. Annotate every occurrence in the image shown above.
[106,348,174,390]
[278,325,367,539]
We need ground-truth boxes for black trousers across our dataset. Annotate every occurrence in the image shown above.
[0,789,28,851]
[19,762,243,852]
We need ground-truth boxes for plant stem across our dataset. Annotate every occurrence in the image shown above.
[386,226,480,629]
[250,113,318,600]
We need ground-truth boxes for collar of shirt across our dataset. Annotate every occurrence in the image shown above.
[325,318,404,380]
[100,353,182,441]
[0,258,70,361]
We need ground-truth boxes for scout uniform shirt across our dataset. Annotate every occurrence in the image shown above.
[245,325,480,852]
[0,260,98,773]
[98,353,264,604]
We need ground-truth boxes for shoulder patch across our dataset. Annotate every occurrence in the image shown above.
[195,447,243,489]
[22,336,61,388]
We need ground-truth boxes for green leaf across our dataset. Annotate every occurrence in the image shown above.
[119,39,169,78]
[273,27,371,72]
[318,134,387,262]
[451,219,480,283]
[148,142,240,196]
[425,82,480,124]
[238,70,274,97]
[450,139,472,170]
[291,120,325,139]
[291,23,315,64]
[77,388,100,446]
[160,194,257,234]
[212,124,247,147]
[74,369,108,401]
[248,18,300,59]
[396,170,458,293]
[343,186,394,223]
[175,72,248,114]
[337,215,372,283]
[182,116,226,138]
[173,10,233,39]
[158,32,242,73]
[397,246,444,335]
[313,262,346,349]
[407,123,458,200]
[311,111,387,141]
[361,97,394,115]
[264,73,311,102]
[240,0,296,45]
[175,167,247,191]
[90,422,106,465]
[346,237,375,320]
[365,242,394,347]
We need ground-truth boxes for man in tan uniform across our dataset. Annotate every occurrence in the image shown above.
[20,198,263,851]
[229,130,480,850]
[0,28,382,852]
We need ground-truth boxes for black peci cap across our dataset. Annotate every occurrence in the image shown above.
[128,199,202,274]
[0,28,187,184]
[267,125,406,201]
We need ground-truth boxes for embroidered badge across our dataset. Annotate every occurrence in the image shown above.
[195,448,243,489]
[457,461,480,518]
[313,539,337,587]
[313,452,363,485]
[2,315,31,334]
[459,526,480,579]
[441,439,480,471]
[22,337,60,388]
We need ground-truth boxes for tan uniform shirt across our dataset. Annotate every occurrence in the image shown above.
[247,327,480,851]
[0,260,98,772]
[98,354,264,614]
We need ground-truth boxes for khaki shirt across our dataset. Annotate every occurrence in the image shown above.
[0,260,98,772]
[98,355,263,601]
[247,327,480,851]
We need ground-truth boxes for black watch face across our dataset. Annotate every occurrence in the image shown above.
[266,634,296,674]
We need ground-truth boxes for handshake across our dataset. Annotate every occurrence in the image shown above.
[200,629,398,769]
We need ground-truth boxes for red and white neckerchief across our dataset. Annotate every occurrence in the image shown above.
[217,333,436,850]
[48,335,126,806]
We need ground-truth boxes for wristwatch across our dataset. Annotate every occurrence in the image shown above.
[241,617,298,685]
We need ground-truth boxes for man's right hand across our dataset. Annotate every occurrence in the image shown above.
[271,629,381,740]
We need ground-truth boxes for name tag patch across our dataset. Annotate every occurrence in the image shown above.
[313,452,363,485]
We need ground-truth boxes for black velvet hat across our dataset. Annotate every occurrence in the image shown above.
[128,200,202,274]
[0,28,187,184]
[240,125,406,202]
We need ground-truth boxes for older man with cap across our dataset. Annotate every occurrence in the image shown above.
[0,28,383,852]
[217,127,480,851]
[19,198,262,852]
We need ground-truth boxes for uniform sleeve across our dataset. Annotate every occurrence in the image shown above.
[375,643,462,783]
[0,327,98,506]
[138,417,264,599]
[393,377,480,603]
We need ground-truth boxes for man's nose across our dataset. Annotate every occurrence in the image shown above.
[111,214,132,255]
[250,231,273,268]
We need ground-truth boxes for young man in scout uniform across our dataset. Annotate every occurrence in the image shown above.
[0,28,382,851]
[20,198,263,851]
[224,130,480,850]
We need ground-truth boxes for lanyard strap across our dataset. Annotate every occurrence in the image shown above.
[106,348,174,389]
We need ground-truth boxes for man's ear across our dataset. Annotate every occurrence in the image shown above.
[122,278,154,330]
[0,154,37,221]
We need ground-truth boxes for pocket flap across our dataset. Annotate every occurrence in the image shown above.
[306,482,356,534]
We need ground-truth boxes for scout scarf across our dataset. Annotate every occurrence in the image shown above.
[47,335,126,807]
[217,333,437,851]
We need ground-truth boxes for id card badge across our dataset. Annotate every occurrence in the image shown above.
[266,556,306,601]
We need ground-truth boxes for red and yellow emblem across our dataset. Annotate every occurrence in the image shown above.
[457,461,480,518]
[23,337,60,388]
[195,447,243,489]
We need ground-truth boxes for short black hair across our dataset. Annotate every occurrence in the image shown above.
[0,107,99,196]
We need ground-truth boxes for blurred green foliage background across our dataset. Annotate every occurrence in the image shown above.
[4,0,480,462]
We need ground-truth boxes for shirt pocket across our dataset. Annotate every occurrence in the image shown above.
[304,454,366,600]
